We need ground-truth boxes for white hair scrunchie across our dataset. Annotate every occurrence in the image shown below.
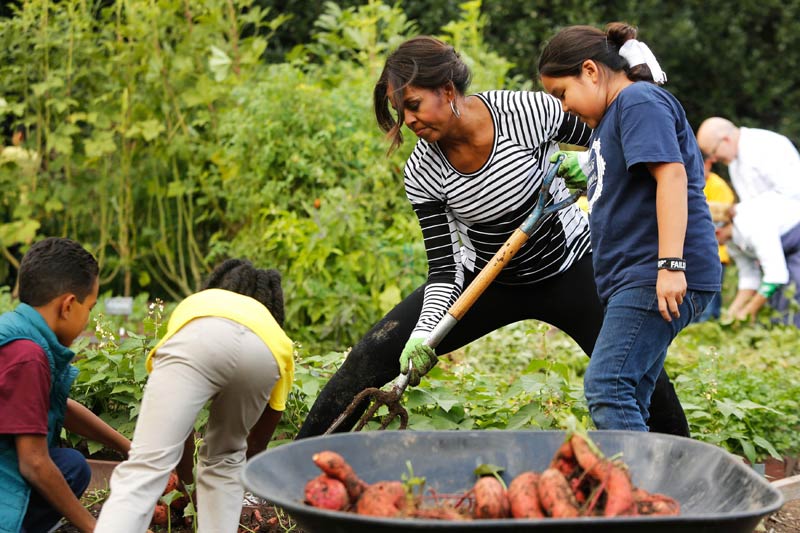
[618,39,667,85]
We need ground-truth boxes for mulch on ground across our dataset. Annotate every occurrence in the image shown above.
[55,501,305,533]
[53,496,798,533]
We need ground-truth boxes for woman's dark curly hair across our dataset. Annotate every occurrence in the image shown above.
[201,259,285,327]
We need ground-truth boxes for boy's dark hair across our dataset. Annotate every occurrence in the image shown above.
[18,237,99,306]
[201,259,285,327]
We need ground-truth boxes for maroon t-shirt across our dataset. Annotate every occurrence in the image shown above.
[0,339,50,436]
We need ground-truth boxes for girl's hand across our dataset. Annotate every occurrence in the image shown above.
[657,270,687,321]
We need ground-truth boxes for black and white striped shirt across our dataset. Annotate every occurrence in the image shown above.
[404,90,592,338]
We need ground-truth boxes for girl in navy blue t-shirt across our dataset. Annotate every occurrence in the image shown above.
[538,23,720,431]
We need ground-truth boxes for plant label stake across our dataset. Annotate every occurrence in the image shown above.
[325,155,579,434]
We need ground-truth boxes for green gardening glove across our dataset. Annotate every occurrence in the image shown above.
[399,337,438,387]
[550,150,591,192]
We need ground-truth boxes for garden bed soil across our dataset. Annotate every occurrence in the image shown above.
[762,498,800,533]
[55,501,305,533]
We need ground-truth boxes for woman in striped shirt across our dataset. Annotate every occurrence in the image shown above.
[296,36,688,439]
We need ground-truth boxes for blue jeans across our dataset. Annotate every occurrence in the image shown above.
[22,447,91,533]
[694,264,725,322]
[585,286,714,431]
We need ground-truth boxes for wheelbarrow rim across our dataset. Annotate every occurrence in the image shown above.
[243,430,784,530]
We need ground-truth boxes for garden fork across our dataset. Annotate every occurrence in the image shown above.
[325,154,580,434]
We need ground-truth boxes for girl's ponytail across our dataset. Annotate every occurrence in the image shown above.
[608,23,666,84]
[539,22,666,85]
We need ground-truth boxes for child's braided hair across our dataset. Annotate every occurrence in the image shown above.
[201,259,285,327]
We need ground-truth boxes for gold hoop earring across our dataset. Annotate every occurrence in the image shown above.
[449,100,461,119]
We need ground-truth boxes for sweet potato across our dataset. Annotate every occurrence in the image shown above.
[537,468,580,518]
[570,434,634,516]
[151,502,169,526]
[550,439,578,478]
[163,471,179,494]
[304,474,350,510]
[312,451,367,501]
[473,476,510,519]
[507,471,544,518]
[569,475,594,505]
[355,481,407,517]
[570,434,603,476]
[601,462,635,516]
[633,488,680,516]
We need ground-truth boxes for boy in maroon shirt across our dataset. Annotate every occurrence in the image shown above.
[0,238,130,533]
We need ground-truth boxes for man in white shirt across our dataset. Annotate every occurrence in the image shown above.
[696,117,800,202]
[715,192,800,326]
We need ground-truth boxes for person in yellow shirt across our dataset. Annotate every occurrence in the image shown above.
[96,259,293,533]
[697,158,736,321]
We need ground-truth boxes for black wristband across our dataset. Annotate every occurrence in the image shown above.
[658,257,686,271]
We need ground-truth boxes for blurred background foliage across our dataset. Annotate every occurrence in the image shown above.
[0,0,798,352]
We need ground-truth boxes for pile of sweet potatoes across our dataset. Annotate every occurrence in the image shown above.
[518,433,680,518]
[304,433,680,520]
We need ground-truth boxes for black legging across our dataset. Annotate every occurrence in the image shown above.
[296,254,690,438]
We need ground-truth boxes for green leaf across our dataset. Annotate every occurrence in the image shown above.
[167,181,187,197]
[110,384,138,395]
[84,131,117,158]
[525,359,549,373]
[378,284,401,313]
[133,357,149,383]
[208,46,232,81]
[737,399,782,415]
[47,133,73,155]
[474,463,505,477]
[427,416,460,430]
[0,219,40,247]
[506,402,543,430]
[426,388,461,413]
[83,371,107,385]
[31,76,64,96]
[715,399,745,420]
[753,436,782,460]
[87,439,104,456]
[125,120,165,142]
[738,438,757,464]
[403,388,436,410]
[161,489,183,505]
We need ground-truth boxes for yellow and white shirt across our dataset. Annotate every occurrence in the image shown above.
[147,288,294,411]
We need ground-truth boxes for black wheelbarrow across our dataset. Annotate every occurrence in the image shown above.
[242,430,783,532]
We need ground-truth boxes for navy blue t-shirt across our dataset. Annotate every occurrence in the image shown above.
[583,82,721,304]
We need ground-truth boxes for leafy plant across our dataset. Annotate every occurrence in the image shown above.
[670,321,800,463]
[66,299,169,452]
[292,319,800,464]
[1,0,796,470]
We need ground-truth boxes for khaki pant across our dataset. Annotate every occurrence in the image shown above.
[96,317,280,533]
